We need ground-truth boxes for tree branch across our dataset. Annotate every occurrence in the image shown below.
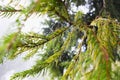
[55,10,72,25]
[19,27,69,48]
[56,0,72,25]
[0,9,22,12]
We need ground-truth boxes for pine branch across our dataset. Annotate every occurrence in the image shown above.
[10,30,72,80]
[19,27,69,48]
[10,62,47,80]
[0,5,22,12]
[62,35,86,79]
[55,10,72,25]
[0,6,22,17]
[57,0,69,16]
[0,9,22,12]
[55,0,72,25]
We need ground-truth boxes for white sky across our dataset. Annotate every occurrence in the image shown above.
[0,0,89,80]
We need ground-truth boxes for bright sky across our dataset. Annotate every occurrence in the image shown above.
[0,0,89,80]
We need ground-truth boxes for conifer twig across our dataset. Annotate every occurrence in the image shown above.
[0,9,22,12]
